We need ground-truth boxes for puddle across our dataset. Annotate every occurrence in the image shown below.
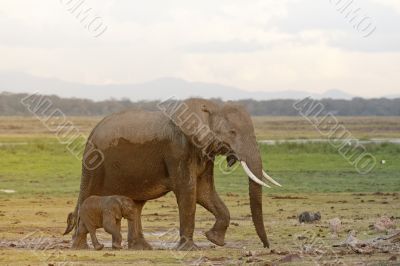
[0,189,16,194]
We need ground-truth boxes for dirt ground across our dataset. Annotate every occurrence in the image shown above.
[0,193,399,265]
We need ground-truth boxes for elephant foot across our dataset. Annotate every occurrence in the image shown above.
[175,238,199,251]
[71,241,89,250]
[112,243,122,250]
[205,230,226,247]
[94,243,104,251]
[128,238,153,250]
[71,234,89,249]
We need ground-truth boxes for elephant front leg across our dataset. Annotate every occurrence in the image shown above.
[103,214,122,250]
[197,162,230,246]
[197,193,230,246]
[174,176,198,251]
[88,228,104,250]
[112,219,121,248]
[128,201,153,250]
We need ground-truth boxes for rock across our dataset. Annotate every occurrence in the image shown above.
[374,216,396,232]
[329,218,342,235]
[298,211,321,223]
[243,250,254,257]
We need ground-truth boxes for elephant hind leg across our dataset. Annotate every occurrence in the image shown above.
[72,219,89,249]
[70,159,105,247]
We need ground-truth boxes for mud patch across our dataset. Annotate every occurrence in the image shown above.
[0,236,70,250]
[1,229,217,251]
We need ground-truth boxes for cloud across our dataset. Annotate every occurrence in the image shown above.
[0,0,399,98]
[181,40,267,54]
[371,0,400,14]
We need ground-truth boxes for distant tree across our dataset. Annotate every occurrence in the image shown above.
[0,92,399,117]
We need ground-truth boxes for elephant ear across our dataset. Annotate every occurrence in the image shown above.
[160,98,219,148]
[114,198,123,220]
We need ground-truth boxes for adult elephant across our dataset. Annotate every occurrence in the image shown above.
[64,98,281,250]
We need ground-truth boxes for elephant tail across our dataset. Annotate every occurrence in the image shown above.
[63,209,78,235]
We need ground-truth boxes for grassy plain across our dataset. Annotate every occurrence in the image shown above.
[1,116,400,139]
[0,116,399,265]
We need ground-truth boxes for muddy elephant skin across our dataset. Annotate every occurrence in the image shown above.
[71,195,138,250]
[64,98,274,250]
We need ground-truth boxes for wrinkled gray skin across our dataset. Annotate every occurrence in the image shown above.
[64,98,269,250]
[71,195,138,250]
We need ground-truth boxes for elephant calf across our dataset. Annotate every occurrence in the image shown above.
[72,195,138,250]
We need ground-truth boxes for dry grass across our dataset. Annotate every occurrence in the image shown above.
[252,116,400,140]
[1,116,400,140]
[0,116,101,136]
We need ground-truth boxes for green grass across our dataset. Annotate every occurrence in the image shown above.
[1,136,399,265]
[0,137,399,197]
[214,142,400,194]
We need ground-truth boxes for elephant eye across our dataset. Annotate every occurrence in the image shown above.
[229,129,237,137]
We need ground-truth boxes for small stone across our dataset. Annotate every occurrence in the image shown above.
[374,216,396,232]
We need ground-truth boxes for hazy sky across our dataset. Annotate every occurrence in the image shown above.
[0,0,399,97]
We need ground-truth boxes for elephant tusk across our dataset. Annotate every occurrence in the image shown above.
[262,170,282,187]
[240,161,271,188]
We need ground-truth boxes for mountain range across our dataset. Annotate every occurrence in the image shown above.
[0,71,391,101]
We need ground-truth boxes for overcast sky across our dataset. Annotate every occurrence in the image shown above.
[0,0,399,97]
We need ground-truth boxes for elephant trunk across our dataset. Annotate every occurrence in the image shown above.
[241,148,270,248]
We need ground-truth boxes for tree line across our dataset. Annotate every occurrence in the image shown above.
[1,92,399,116]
